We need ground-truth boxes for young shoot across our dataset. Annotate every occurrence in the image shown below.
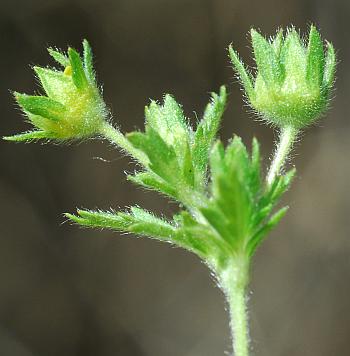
[5,25,336,355]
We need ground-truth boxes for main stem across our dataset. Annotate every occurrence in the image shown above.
[220,259,250,356]
[267,126,298,185]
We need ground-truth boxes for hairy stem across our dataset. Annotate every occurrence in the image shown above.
[267,126,298,185]
[220,259,250,356]
[99,121,149,166]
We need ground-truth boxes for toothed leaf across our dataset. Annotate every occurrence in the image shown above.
[67,208,176,241]
[127,172,178,200]
[247,206,289,256]
[144,95,188,158]
[127,128,180,184]
[192,86,227,177]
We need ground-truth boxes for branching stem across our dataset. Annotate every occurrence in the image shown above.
[99,121,149,166]
[267,126,298,185]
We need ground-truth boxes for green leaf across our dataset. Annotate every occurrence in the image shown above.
[125,91,227,202]
[142,95,194,191]
[67,207,225,264]
[127,128,180,184]
[174,211,229,262]
[224,136,250,184]
[306,25,325,87]
[162,94,188,130]
[192,86,227,176]
[228,46,255,99]
[66,207,176,241]
[250,204,274,228]
[144,95,189,157]
[249,137,261,196]
[63,133,294,271]
[68,47,88,89]
[127,172,178,200]
[83,39,95,83]
[197,136,293,259]
[269,168,296,203]
[48,48,70,67]
[127,207,175,237]
[251,28,283,86]
[207,140,225,178]
[182,141,195,187]
[247,206,289,256]
[15,93,66,121]
[252,167,294,232]
[126,93,212,205]
[322,41,336,92]
[201,138,253,248]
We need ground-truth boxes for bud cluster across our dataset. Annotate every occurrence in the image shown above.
[229,26,336,129]
[6,40,107,142]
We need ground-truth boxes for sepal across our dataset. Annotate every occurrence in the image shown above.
[15,93,66,121]
[251,28,283,87]
[68,47,89,89]
[48,48,70,67]
[322,41,336,93]
[306,25,325,87]
[228,46,254,100]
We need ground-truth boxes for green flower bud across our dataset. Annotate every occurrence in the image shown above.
[229,26,336,129]
[5,40,107,142]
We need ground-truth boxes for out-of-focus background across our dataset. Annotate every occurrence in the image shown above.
[0,0,349,355]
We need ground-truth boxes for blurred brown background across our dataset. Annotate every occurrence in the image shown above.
[0,0,349,355]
